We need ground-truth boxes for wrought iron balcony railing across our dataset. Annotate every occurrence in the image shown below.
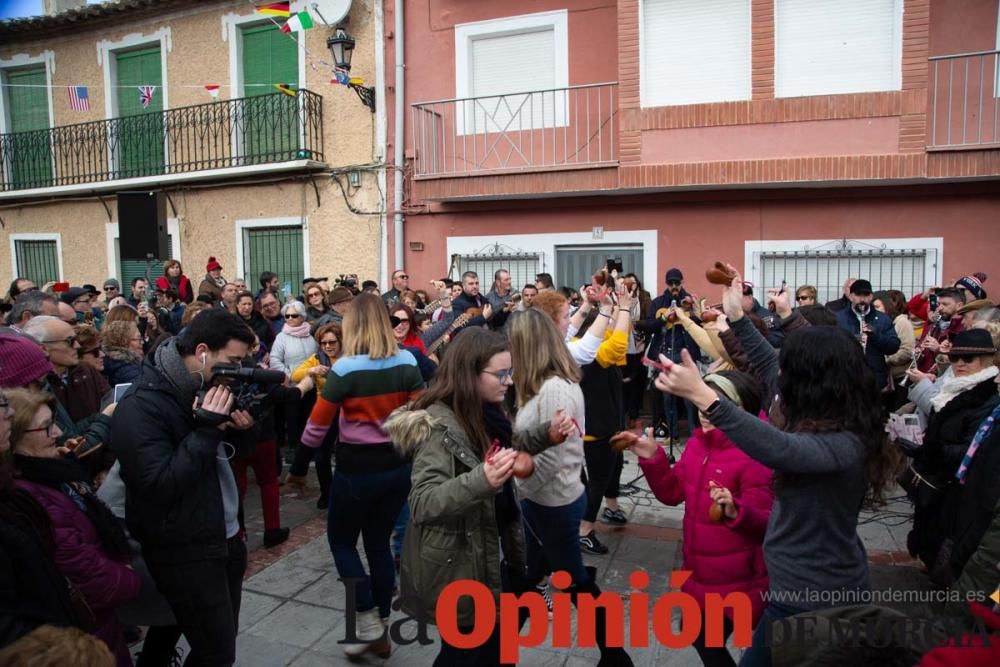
[411,82,618,177]
[928,49,1000,149]
[1,89,324,192]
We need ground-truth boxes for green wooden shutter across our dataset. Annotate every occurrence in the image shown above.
[241,24,299,163]
[7,67,52,188]
[14,240,59,284]
[115,47,164,178]
[117,235,174,287]
[243,226,304,298]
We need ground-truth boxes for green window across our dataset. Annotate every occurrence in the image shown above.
[116,235,174,289]
[6,67,52,188]
[14,239,59,285]
[241,24,299,163]
[115,46,164,178]
[243,226,304,299]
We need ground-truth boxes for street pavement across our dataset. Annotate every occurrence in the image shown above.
[169,445,930,666]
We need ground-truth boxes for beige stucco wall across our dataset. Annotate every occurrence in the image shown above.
[1,0,383,287]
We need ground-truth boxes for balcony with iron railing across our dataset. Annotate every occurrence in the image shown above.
[928,49,1000,150]
[0,90,325,195]
[410,83,618,199]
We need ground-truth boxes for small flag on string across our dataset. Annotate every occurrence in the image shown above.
[138,85,156,109]
[349,77,365,86]
[332,71,350,86]
[205,85,220,100]
[280,11,314,33]
[68,85,90,112]
[274,83,296,97]
[256,2,290,17]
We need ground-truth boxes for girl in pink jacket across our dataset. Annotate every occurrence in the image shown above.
[624,370,773,667]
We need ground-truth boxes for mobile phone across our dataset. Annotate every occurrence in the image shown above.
[928,293,939,310]
[606,258,624,274]
[113,383,132,402]
[53,282,70,293]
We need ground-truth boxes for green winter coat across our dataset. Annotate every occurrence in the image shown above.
[386,402,554,627]
[947,496,1000,620]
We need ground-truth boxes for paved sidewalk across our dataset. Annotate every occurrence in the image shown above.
[224,447,931,666]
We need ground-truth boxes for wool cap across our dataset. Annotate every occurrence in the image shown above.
[955,273,987,301]
[0,334,53,388]
[328,287,354,305]
[850,279,874,295]
[206,256,223,272]
[59,287,89,305]
[665,268,684,282]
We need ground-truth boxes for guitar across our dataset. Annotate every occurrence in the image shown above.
[425,312,477,357]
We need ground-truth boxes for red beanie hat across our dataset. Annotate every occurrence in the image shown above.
[206,256,223,272]
[0,334,53,388]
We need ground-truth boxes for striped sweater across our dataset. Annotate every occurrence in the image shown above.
[301,351,424,472]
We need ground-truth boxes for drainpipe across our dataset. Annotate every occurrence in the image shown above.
[393,0,405,271]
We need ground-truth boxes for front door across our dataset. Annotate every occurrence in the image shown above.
[555,244,644,291]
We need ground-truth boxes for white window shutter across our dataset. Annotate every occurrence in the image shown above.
[471,30,556,98]
[775,0,902,97]
[641,0,751,107]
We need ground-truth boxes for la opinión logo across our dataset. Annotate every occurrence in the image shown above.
[341,570,753,663]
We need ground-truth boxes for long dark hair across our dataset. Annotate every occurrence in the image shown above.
[412,328,510,454]
[777,327,898,505]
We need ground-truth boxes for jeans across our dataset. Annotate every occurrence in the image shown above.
[290,429,335,506]
[327,465,411,618]
[145,536,248,667]
[232,439,280,530]
[520,492,589,586]
[738,602,804,667]
[392,501,409,558]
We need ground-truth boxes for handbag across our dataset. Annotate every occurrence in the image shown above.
[897,462,948,508]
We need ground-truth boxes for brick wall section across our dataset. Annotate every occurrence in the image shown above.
[750,0,774,100]
[617,0,641,164]
[901,0,931,91]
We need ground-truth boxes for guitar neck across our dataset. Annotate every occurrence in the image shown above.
[426,315,470,355]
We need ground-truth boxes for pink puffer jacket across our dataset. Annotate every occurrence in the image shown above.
[639,426,773,624]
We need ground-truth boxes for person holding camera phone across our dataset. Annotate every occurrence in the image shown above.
[110,309,258,666]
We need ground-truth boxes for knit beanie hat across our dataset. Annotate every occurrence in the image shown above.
[206,256,223,272]
[955,273,987,301]
[328,287,354,305]
[0,334,53,388]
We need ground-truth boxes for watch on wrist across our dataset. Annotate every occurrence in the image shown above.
[704,397,722,415]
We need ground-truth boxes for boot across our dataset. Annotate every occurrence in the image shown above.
[285,473,308,493]
[263,527,290,548]
[343,608,390,659]
[570,567,634,667]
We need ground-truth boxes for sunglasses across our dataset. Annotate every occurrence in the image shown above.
[284,313,303,320]
[104,286,118,291]
[666,280,682,288]
[389,315,410,327]
[320,339,340,347]
[796,295,812,302]
[397,274,409,280]
[948,353,986,363]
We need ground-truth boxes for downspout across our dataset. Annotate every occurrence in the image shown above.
[375,0,388,288]
[392,0,405,271]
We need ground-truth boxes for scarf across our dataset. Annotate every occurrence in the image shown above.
[930,366,999,413]
[155,338,202,404]
[206,273,226,289]
[956,403,1000,483]
[282,320,312,337]
[14,454,130,557]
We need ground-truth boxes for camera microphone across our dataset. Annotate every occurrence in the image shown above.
[210,365,286,384]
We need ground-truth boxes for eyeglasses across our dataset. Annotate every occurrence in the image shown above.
[24,421,56,435]
[308,291,323,298]
[81,347,102,357]
[482,369,514,383]
[396,274,409,280]
[43,335,78,347]
[284,313,303,320]
[320,339,340,347]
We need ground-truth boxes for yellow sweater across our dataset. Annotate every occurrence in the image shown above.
[291,354,329,392]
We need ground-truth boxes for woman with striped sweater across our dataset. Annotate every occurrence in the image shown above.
[301,293,424,659]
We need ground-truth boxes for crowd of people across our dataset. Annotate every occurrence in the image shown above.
[1,255,999,666]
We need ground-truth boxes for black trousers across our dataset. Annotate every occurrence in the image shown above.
[691,610,736,667]
[145,537,248,667]
[582,437,617,523]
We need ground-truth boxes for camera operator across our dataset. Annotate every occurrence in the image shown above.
[110,309,257,666]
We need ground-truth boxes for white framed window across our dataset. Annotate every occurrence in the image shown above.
[235,218,310,299]
[775,0,902,98]
[744,237,943,305]
[9,233,63,284]
[640,0,751,107]
[454,10,569,134]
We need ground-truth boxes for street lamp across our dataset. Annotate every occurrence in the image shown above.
[327,27,375,112]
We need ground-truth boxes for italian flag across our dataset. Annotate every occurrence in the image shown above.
[280,11,314,33]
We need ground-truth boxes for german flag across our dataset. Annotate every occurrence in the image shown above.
[256,2,290,17]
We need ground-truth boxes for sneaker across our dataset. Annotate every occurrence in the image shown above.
[535,583,554,617]
[580,530,609,555]
[601,508,628,525]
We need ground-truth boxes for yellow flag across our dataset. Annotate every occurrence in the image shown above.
[991,587,1000,605]
[274,83,296,97]
[349,77,365,86]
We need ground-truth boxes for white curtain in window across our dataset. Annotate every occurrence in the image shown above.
[641,0,751,107]
[775,0,901,97]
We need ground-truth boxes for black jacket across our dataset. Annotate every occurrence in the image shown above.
[110,357,229,564]
[748,299,784,348]
[241,311,274,349]
[639,289,701,362]
[580,358,624,439]
[451,291,510,332]
[835,306,901,390]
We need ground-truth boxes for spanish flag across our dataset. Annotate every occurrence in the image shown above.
[274,83,296,97]
[256,2,290,17]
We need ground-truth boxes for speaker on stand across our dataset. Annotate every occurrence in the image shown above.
[117,191,169,286]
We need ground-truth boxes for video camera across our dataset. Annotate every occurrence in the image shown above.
[194,365,286,426]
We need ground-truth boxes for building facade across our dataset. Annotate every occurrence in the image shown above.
[389,0,1000,301]
[1,0,387,294]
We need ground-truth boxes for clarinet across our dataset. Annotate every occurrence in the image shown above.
[854,303,870,352]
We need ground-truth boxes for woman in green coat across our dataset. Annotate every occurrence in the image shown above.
[385,328,573,666]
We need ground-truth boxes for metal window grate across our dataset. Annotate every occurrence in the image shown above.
[14,239,59,285]
[453,250,541,292]
[243,226,304,299]
[753,245,937,305]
